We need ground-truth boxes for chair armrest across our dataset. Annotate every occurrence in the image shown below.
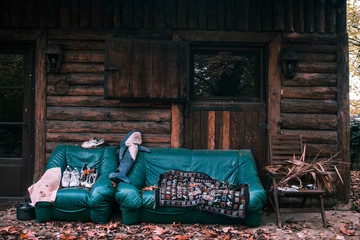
[115,182,143,210]
[88,175,116,207]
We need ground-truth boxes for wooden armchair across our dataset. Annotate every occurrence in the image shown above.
[266,135,327,228]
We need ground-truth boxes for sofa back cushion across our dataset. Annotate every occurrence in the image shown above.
[130,148,258,187]
[46,145,118,176]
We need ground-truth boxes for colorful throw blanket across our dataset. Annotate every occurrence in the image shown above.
[154,170,249,219]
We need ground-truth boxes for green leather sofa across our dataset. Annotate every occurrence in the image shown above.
[115,148,267,226]
[34,145,118,223]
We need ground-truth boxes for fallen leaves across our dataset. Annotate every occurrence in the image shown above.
[339,224,356,236]
[351,171,360,212]
[0,226,23,235]
[0,217,275,240]
[174,235,190,240]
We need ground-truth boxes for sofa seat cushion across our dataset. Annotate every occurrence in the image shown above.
[53,188,89,210]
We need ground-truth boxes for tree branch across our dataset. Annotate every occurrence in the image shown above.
[194,74,218,95]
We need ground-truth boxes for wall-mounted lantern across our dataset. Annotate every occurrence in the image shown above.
[45,44,63,73]
[281,50,299,79]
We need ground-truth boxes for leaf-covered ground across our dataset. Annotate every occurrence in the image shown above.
[350,171,360,212]
[0,171,359,240]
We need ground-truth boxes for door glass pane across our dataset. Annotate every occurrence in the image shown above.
[0,54,24,158]
[193,51,260,100]
[0,125,22,158]
[0,89,24,122]
[0,54,24,87]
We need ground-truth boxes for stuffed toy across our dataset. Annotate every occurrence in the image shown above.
[109,130,150,183]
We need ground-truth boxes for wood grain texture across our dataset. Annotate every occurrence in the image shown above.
[105,39,188,100]
[171,103,183,148]
[33,30,48,182]
[207,111,215,150]
[268,34,281,136]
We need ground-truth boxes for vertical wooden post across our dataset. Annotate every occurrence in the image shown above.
[33,29,48,182]
[171,103,183,148]
[267,34,281,138]
[336,32,350,203]
[207,111,215,150]
[336,1,350,203]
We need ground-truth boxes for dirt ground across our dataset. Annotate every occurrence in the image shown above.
[0,171,359,239]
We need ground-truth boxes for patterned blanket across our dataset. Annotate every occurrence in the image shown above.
[154,170,249,218]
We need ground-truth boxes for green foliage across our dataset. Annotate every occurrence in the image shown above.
[0,54,24,122]
[350,117,360,162]
[348,0,360,115]
[0,54,24,157]
[193,53,257,98]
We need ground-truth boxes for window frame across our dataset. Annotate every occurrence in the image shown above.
[189,43,267,103]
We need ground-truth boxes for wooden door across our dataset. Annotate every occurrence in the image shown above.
[184,44,267,173]
[184,103,267,172]
[0,46,34,201]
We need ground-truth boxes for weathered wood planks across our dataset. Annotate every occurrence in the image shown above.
[279,32,340,157]
[0,0,344,34]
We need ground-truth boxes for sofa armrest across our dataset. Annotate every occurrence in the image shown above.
[248,189,267,212]
[115,182,143,210]
[88,175,115,207]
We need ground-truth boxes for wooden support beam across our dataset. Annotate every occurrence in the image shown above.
[336,32,350,202]
[268,34,281,136]
[33,29,48,182]
[171,103,183,148]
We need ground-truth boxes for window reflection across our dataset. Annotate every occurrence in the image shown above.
[192,50,261,100]
[0,90,23,122]
[0,54,24,87]
[0,125,22,158]
[0,54,24,158]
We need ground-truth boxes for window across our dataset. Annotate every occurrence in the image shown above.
[190,45,265,101]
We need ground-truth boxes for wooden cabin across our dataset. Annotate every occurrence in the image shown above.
[0,0,349,203]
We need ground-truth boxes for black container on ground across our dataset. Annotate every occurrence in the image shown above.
[16,203,36,220]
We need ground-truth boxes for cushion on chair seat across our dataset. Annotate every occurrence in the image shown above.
[53,188,89,210]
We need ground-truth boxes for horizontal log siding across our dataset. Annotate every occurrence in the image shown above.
[46,37,171,153]
[0,0,345,33]
[280,33,338,156]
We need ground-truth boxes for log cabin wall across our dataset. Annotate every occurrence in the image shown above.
[0,0,349,200]
[279,34,338,156]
